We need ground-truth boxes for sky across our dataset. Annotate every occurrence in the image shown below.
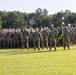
[0,0,76,14]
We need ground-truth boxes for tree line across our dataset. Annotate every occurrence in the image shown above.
[0,8,76,29]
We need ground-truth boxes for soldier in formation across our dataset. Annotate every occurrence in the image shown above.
[41,27,49,49]
[23,27,30,50]
[63,27,70,50]
[0,25,76,51]
[49,28,57,51]
[6,29,13,47]
[31,28,42,51]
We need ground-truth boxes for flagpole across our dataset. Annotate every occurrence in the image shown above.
[61,16,64,46]
[62,16,64,33]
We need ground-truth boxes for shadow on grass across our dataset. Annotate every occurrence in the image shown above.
[5,50,50,56]
[0,47,57,55]
[0,46,76,55]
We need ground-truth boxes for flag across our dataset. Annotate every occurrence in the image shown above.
[40,24,42,32]
[20,26,24,33]
[56,25,63,42]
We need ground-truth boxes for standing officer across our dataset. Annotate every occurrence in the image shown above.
[23,28,30,50]
[1,30,6,47]
[41,27,49,49]
[0,30,2,47]
[49,28,57,51]
[6,29,13,47]
[13,29,20,47]
[32,28,42,51]
[63,27,70,50]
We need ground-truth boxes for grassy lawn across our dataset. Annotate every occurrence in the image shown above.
[0,46,76,75]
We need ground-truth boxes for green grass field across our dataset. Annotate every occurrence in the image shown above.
[0,46,76,75]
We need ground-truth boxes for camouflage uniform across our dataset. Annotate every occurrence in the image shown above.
[32,29,42,51]
[0,30,2,47]
[13,30,20,47]
[6,31,13,47]
[41,30,49,49]
[70,30,75,45]
[29,31,33,47]
[23,30,30,49]
[74,28,76,44]
[49,29,57,51]
[1,31,6,47]
[63,28,70,50]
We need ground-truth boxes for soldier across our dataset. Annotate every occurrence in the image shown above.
[6,29,13,47]
[74,28,76,44]
[1,30,6,47]
[0,30,2,47]
[70,27,75,45]
[11,29,15,47]
[17,28,21,47]
[41,27,49,49]
[13,29,20,47]
[29,28,34,47]
[23,28,30,49]
[49,28,57,51]
[32,28,42,51]
[63,27,70,50]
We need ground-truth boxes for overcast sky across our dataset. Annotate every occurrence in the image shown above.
[0,0,76,14]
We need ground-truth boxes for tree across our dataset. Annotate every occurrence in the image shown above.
[0,9,76,29]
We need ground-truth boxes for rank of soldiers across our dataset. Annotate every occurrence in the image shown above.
[0,26,76,51]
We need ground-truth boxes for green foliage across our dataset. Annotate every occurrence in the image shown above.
[0,9,76,28]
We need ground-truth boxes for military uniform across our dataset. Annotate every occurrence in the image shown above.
[1,31,6,47]
[74,28,76,44]
[70,30,75,45]
[23,30,30,49]
[32,29,42,51]
[29,31,33,47]
[63,28,70,50]
[0,30,2,47]
[13,30,20,47]
[49,29,57,51]
[6,31,13,47]
[41,30,49,49]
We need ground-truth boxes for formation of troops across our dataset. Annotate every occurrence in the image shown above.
[0,25,76,51]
